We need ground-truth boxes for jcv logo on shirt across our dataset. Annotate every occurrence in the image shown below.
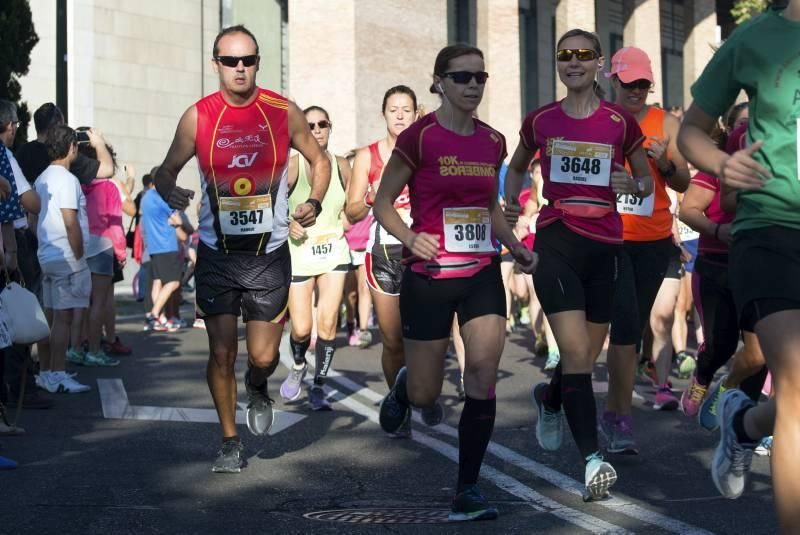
[228,153,258,169]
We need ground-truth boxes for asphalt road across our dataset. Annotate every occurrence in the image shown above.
[0,297,776,534]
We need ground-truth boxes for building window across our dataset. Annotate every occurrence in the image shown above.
[519,0,538,113]
[447,0,477,44]
[660,0,685,109]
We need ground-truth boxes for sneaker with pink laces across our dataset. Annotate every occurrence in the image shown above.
[653,386,679,411]
[348,329,360,347]
[680,373,708,418]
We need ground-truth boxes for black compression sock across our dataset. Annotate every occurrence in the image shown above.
[290,336,310,366]
[732,406,757,444]
[313,337,336,386]
[544,362,563,410]
[740,365,769,403]
[696,346,730,387]
[561,373,599,461]
[223,435,239,443]
[457,395,496,492]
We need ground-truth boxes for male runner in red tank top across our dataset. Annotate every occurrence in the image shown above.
[154,25,331,473]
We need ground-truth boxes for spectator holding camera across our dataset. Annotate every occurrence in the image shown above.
[15,103,114,186]
[34,125,92,394]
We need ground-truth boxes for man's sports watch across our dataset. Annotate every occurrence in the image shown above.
[305,198,323,216]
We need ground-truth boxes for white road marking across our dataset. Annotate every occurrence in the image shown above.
[280,338,714,535]
[97,378,306,436]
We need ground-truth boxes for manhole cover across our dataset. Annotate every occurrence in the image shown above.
[304,507,450,524]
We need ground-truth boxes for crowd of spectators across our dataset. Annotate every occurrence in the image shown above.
[0,100,195,470]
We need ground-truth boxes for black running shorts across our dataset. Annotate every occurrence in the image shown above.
[400,258,505,341]
[195,242,291,323]
[609,238,675,346]
[291,264,350,284]
[150,251,181,284]
[533,221,619,324]
[365,252,404,296]
[663,244,684,280]
[730,226,800,332]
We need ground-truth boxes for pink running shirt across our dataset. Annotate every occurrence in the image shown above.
[520,100,644,244]
[691,122,747,255]
[393,113,507,279]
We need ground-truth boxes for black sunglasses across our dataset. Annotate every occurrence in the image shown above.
[214,55,259,68]
[442,71,489,85]
[619,79,653,91]
[556,48,599,62]
[308,120,331,130]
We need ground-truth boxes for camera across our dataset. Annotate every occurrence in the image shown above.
[76,127,91,144]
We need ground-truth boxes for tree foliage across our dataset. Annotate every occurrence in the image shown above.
[0,0,39,149]
[731,0,769,24]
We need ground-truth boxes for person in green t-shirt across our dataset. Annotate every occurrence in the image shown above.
[678,0,800,530]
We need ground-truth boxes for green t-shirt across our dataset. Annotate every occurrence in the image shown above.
[691,7,800,232]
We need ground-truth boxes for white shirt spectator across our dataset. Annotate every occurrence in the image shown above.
[35,164,89,269]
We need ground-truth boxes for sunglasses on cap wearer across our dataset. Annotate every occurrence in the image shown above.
[556,48,599,62]
[214,55,259,68]
[441,71,490,85]
[619,79,653,91]
[308,120,331,130]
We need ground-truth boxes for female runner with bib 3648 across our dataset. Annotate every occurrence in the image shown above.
[374,44,536,522]
[504,29,653,501]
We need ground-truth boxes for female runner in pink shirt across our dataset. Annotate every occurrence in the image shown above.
[504,29,654,501]
[373,44,536,522]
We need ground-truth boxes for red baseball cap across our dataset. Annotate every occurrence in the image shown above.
[605,47,654,84]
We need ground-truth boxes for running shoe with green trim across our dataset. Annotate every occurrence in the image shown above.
[677,351,696,379]
[532,383,562,451]
[448,485,498,522]
[66,347,86,365]
[84,350,120,367]
[711,389,756,499]
[699,375,728,431]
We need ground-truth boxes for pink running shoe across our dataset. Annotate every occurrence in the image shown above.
[680,374,708,418]
[653,386,679,411]
[348,329,360,347]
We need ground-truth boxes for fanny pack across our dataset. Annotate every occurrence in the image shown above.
[554,197,614,219]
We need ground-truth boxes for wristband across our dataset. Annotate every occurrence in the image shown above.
[659,161,676,177]
[305,198,322,216]
[511,242,527,255]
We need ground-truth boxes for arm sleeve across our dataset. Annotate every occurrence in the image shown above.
[69,153,101,185]
[392,121,422,171]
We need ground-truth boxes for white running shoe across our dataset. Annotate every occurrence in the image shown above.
[584,453,617,501]
[41,371,91,394]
